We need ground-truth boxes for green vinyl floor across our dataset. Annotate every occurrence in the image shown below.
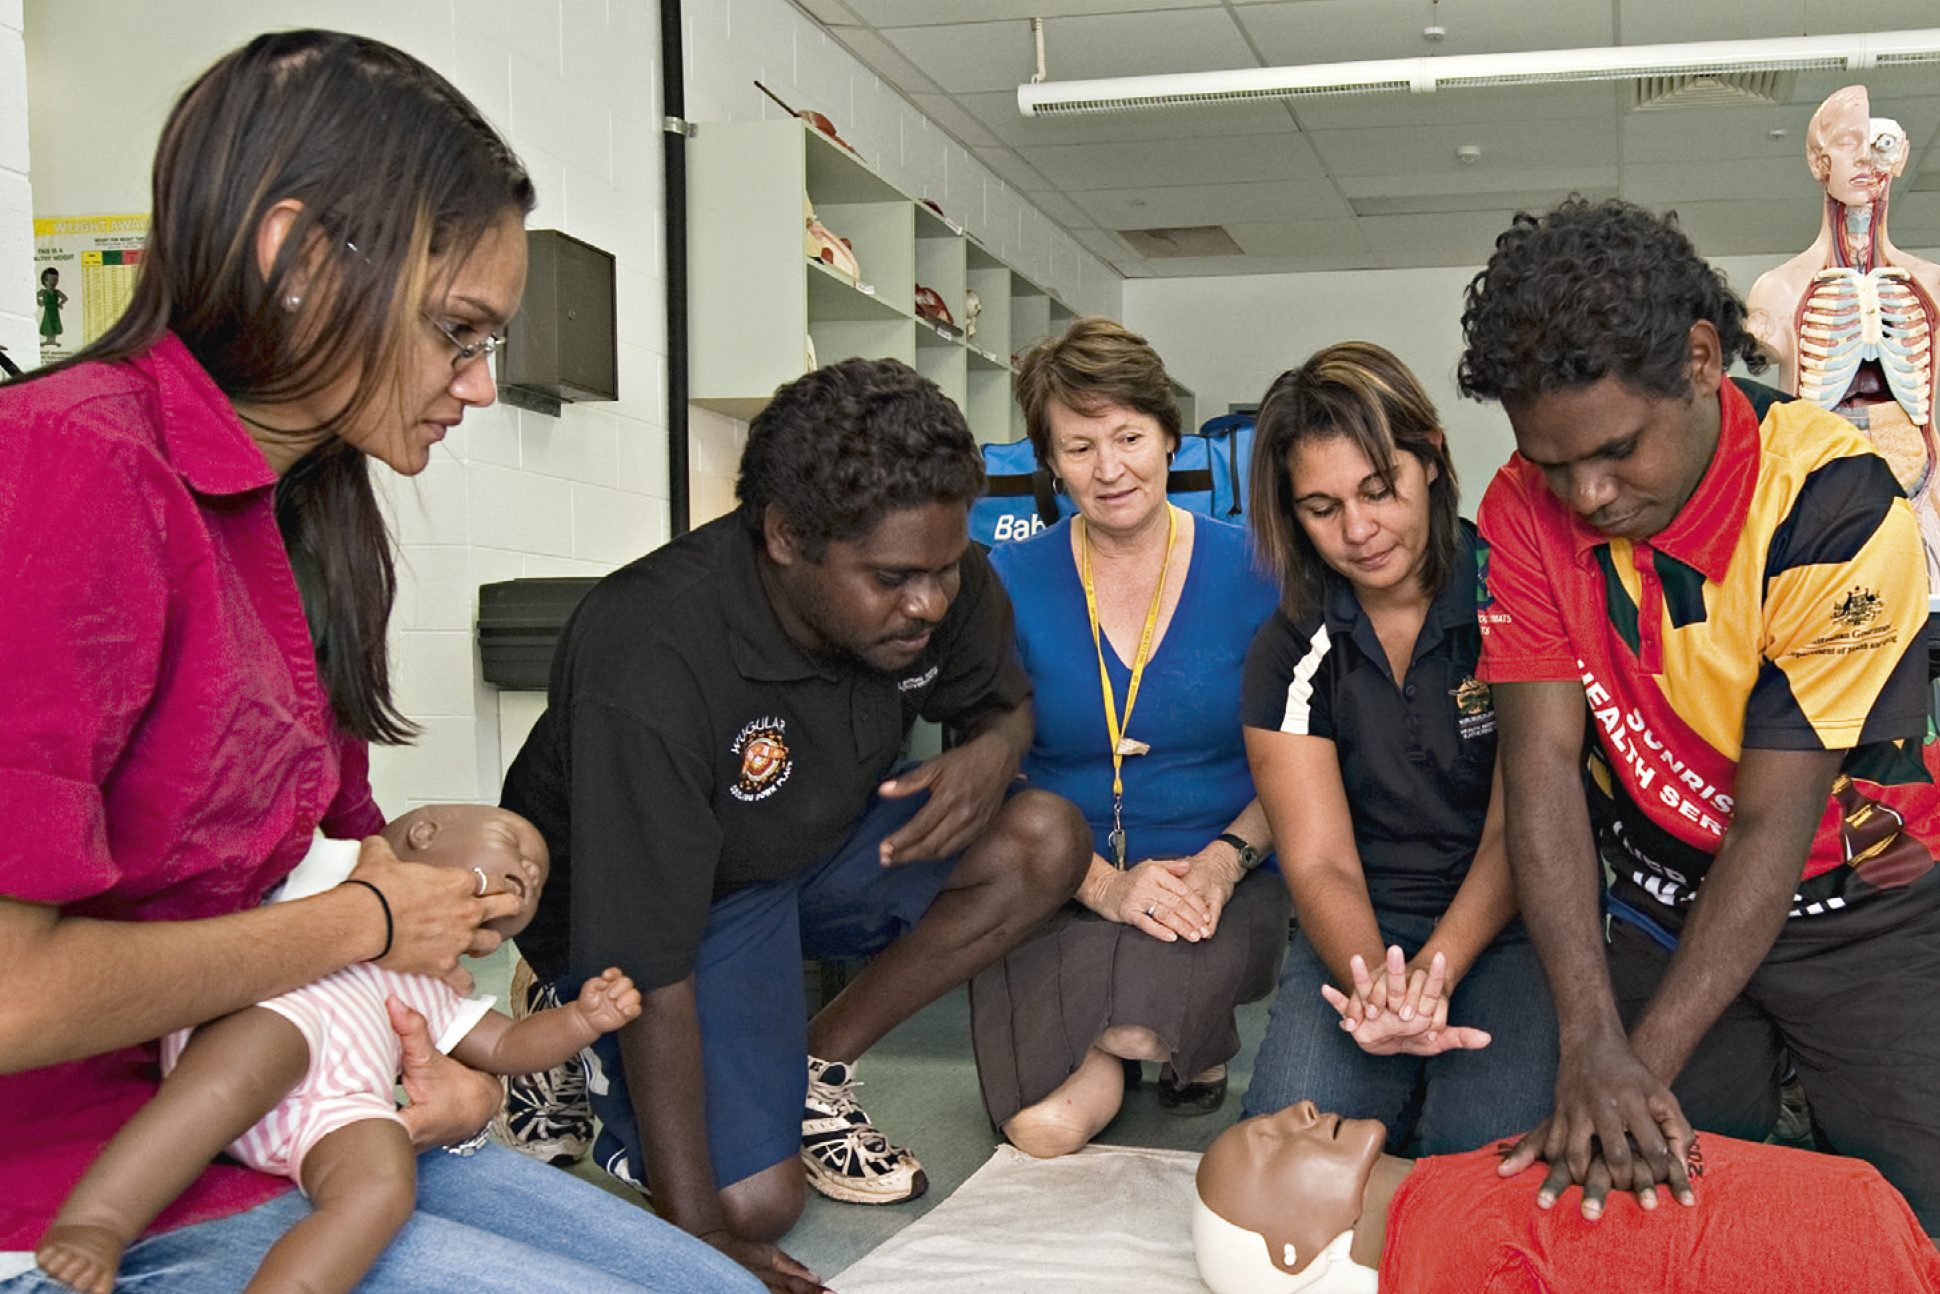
[472,944,1274,1278]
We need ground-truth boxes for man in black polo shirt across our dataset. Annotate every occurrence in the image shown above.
[501,358,1089,1290]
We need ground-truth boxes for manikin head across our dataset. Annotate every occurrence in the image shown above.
[1193,1102,1387,1294]
[382,804,549,938]
[1807,85,1908,210]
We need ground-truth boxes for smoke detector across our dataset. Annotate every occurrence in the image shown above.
[1455,144,1483,166]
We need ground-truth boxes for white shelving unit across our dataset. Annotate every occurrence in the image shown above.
[687,118,1190,445]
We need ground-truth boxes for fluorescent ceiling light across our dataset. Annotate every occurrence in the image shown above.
[1017,29,1940,117]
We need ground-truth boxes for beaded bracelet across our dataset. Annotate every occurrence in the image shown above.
[342,878,393,960]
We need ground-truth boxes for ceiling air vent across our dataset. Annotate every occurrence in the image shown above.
[1628,70,1794,111]
[1115,226,1243,258]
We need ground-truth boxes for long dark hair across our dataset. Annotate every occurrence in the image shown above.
[61,30,535,742]
[1250,342,1460,620]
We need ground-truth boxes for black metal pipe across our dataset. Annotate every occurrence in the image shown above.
[661,0,691,535]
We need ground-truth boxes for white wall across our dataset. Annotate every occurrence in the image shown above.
[0,0,30,364]
[1125,250,1940,512]
[13,0,1125,815]
[22,0,668,815]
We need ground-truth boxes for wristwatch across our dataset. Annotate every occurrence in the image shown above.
[444,1128,492,1157]
[1215,832,1263,873]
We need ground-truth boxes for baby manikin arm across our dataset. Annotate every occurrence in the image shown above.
[1192,1200,1376,1294]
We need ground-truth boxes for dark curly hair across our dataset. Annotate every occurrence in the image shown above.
[737,357,985,557]
[1456,199,1766,406]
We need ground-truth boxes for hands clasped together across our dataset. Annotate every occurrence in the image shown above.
[1319,946,1493,1057]
[1090,847,1242,943]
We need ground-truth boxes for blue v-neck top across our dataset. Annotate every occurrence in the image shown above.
[988,514,1280,864]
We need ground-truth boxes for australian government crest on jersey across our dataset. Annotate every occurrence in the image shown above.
[1794,585,1897,659]
[730,716,793,802]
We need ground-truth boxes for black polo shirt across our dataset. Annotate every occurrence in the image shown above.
[501,514,1030,989]
[1239,521,1495,918]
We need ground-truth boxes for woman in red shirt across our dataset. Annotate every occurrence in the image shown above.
[0,29,758,1294]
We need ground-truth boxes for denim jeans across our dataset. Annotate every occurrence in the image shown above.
[1,1145,760,1293]
[1241,910,1558,1155]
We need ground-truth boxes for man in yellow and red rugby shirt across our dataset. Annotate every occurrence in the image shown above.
[1457,198,1940,1237]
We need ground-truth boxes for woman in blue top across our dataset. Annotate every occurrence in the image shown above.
[970,319,1286,1157]
[1237,342,1556,1154]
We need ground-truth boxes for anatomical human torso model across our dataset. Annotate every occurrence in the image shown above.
[1748,85,1940,583]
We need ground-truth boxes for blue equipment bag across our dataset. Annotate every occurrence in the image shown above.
[971,413,1257,548]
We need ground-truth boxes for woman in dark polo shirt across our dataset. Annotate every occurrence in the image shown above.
[1236,342,1557,1154]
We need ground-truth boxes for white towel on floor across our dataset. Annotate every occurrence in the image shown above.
[830,1144,1208,1292]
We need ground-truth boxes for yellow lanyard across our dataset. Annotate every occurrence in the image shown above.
[1078,504,1177,868]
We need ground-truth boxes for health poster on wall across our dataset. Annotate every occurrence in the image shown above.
[34,213,150,364]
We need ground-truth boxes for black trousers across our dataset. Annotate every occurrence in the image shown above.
[1610,873,1940,1237]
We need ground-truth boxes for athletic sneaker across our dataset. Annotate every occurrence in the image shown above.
[1772,1071,1815,1147]
[490,958,595,1165]
[801,1056,928,1205]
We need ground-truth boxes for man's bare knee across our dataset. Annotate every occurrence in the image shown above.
[992,790,1090,895]
[719,1160,804,1242]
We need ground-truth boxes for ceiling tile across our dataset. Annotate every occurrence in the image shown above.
[1307,116,1619,179]
[1358,210,1533,269]
[844,0,1219,24]
[1072,226,1134,259]
[908,93,1003,148]
[973,144,1055,192]
[1291,83,1619,131]
[1070,177,1352,228]
[1334,165,1618,200]
[1023,187,1097,229]
[1623,158,1824,206]
[1890,192,1940,243]
[1017,133,1324,190]
[1223,218,1370,258]
[1662,198,1824,257]
[825,27,944,97]
[1622,102,1817,164]
[1616,0,1803,43]
[1615,0,1927,44]
[1129,247,1382,277]
[958,89,1300,147]
[1237,0,1613,65]
[882,9,1258,95]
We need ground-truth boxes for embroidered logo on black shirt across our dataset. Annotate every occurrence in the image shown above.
[1452,676,1496,740]
[730,717,793,802]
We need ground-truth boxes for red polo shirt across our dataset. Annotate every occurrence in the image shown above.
[1476,379,1938,920]
[1382,1135,1940,1292]
[0,335,383,1250]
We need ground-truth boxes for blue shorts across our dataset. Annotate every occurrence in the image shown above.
[571,788,958,1190]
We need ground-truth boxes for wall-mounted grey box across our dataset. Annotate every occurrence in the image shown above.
[500,229,618,405]
[477,577,600,690]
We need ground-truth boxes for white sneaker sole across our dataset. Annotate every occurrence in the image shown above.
[800,1151,929,1205]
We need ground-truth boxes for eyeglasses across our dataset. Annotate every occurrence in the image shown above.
[424,314,507,369]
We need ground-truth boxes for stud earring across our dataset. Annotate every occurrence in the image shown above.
[283,294,302,311]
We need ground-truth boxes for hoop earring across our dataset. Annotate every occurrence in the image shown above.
[1051,474,1065,493]
[1166,451,1175,466]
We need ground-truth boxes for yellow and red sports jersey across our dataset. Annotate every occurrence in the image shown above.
[1476,378,1938,919]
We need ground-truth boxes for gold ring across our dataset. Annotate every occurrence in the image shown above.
[471,866,489,897]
